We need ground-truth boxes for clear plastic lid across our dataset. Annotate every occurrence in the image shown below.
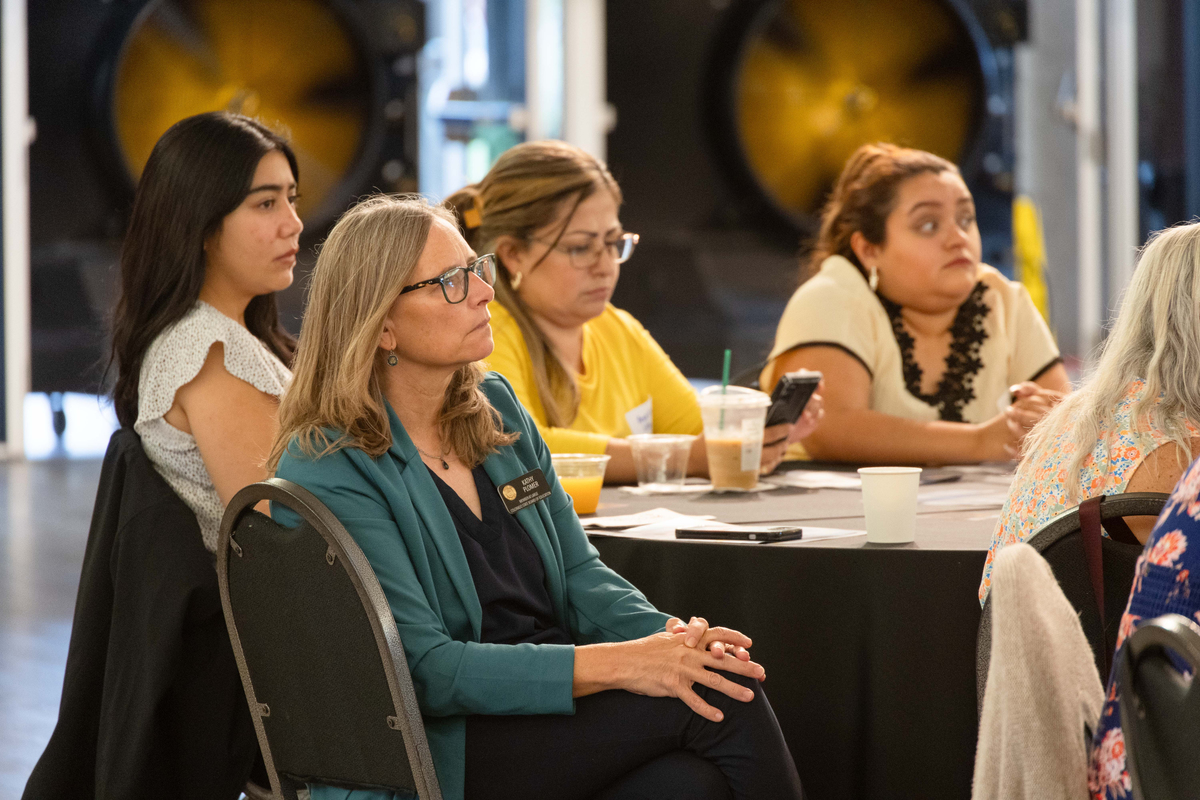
[697,385,771,408]
[550,453,613,465]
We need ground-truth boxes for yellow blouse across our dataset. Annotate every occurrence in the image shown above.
[485,302,703,454]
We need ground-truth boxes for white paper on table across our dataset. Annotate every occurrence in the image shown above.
[589,522,689,540]
[765,470,862,490]
[619,481,780,496]
[797,527,868,541]
[951,464,1018,486]
[617,481,711,496]
[918,487,1010,508]
[582,507,716,530]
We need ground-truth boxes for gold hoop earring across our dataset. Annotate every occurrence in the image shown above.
[510,271,524,290]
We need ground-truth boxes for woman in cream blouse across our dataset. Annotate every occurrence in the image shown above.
[763,143,1070,464]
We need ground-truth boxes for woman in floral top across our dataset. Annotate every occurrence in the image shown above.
[981,222,1200,604]
[1088,455,1200,798]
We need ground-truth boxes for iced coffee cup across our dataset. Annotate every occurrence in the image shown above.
[698,385,771,491]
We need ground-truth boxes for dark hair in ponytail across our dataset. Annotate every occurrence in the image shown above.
[109,112,298,427]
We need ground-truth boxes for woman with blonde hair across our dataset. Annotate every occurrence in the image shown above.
[980,221,1200,603]
[763,142,1069,464]
[270,195,803,800]
[445,140,820,483]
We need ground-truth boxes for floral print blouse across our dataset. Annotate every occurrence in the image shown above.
[1087,455,1200,799]
[980,379,1199,605]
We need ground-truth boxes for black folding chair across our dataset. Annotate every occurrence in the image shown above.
[977,492,1166,708]
[217,478,442,800]
[1119,614,1200,800]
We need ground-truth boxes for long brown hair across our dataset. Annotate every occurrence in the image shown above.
[444,140,622,428]
[268,195,516,471]
[808,143,958,279]
[110,112,297,427]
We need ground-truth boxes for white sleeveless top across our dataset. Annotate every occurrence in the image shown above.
[134,301,291,552]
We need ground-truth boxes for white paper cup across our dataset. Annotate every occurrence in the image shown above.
[857,467,922,543]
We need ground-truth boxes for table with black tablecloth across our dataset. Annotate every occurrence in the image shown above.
[584,469,1006,800]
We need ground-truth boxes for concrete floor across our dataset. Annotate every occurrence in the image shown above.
[0,458,102,799]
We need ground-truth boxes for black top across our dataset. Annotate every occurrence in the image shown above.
[429,465,572,646]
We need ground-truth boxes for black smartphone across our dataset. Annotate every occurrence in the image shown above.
[675,525,804,542]
[765,371,822,428]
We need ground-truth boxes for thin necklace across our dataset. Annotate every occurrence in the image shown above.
[414,441,451,470]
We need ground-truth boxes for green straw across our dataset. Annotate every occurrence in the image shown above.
[720,348,732,428]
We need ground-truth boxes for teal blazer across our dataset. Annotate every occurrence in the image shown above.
[274,373,670,800]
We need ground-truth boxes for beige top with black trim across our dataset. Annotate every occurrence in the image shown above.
[764,255,1060,425]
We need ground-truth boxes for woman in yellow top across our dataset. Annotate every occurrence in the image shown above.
[762,143,1070,464]
[446,141,821,483]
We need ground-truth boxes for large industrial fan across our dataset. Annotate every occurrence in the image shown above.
[606,0,1014,381]
[704,0,998,234]
[27,0,422,408]
[93,0,419,226]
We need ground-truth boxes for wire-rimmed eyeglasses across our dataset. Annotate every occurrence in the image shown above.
[533,232,640,269]
[398,253,497,304]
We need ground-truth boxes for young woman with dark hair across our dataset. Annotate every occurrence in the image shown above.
[762,142,1071,464]
[110,111,302,550]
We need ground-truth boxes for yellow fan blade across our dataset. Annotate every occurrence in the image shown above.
[112,0,369,220]
[735,0,981,217]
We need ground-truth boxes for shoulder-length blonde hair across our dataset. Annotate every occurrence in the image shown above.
[444,140,622,428]
[1022,221,1200,501]
[268,194,516,471]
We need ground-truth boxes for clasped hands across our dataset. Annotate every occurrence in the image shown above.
[573,615,764,722]
[622,616,765,723]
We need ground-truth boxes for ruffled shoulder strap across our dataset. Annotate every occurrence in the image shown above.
[136,301,291,424]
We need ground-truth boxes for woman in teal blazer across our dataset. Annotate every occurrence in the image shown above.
[269,195,803,800]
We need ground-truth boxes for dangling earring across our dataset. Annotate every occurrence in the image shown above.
[386,350,399,366]
[510,271,524,290]
[868,265,879,292]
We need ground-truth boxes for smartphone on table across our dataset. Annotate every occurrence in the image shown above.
[676,525,804,542]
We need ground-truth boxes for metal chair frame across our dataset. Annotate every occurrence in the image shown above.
[217,478,442,800]
[976,492,1167,709]
[1120,613,1200,800]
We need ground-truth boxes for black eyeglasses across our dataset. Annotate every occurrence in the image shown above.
[532,232,640,269]
[399,253,497,304]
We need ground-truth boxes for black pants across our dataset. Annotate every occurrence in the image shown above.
[464,673,803,800]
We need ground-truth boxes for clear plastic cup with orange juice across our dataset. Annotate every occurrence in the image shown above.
[550,453,611,515]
